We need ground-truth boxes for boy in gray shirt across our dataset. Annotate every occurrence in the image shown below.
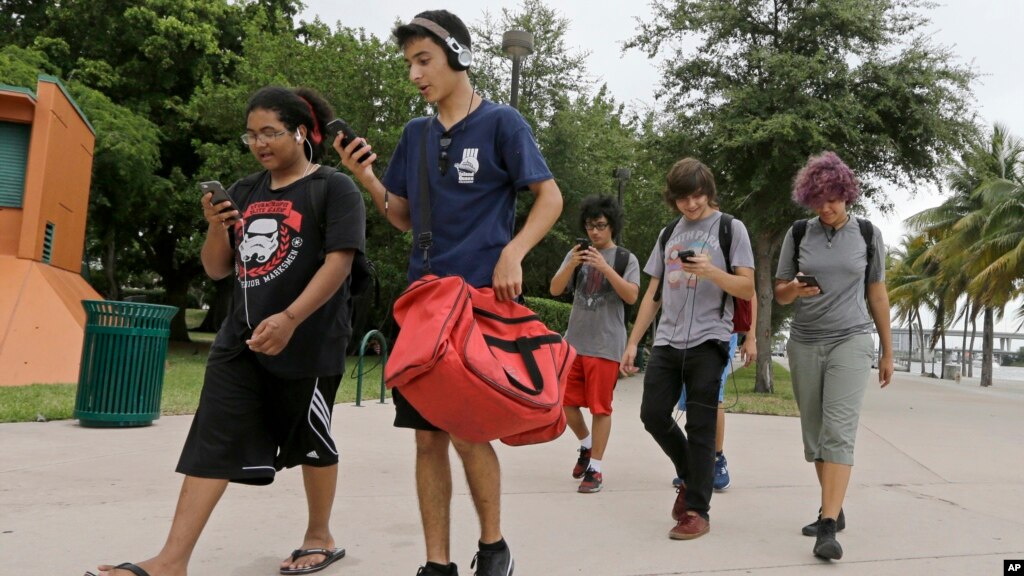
[621,158,754,540]
[550,195,640,493]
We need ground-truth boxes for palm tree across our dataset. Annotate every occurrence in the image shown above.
[911,123,1024,386]
[888,234,934,374]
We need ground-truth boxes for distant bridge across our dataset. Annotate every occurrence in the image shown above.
[890,327,1022,359]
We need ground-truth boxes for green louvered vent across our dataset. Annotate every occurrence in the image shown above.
[0,121,31,207]
[42,221,55,263]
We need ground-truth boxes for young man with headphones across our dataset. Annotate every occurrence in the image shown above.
[336,9,562,576]
[620,158,754,541]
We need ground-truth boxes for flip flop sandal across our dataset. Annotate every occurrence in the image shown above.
[84,562,151,576]
[280,548,347,575]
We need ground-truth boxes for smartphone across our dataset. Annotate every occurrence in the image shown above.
[678,249,696,262]
[326,118,372,163]
[796,274,823,292]
[576,238,591,251]
[199,181,239,221]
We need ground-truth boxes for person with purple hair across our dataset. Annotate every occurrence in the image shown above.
[775,151,893,561]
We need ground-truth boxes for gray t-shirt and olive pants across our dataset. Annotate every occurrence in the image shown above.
[776,216,886,466]
[641,213,754,520]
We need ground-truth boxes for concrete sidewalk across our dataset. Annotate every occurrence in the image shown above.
[2,369,1023,575]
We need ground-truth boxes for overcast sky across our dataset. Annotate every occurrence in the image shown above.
[300,0,1024,328]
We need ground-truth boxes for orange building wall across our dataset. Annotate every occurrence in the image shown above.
[17,78,95,272]
[0,76,100,386]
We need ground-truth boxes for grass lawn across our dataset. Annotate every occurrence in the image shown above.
[0,308,796,422]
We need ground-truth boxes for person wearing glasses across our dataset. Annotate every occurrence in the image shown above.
[549,195,640,494]
[336,9,561,576]
[89,86,364,576]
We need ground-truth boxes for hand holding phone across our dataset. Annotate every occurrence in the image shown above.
[796,274,823,293]
[678,249,696,263]
[326,118,372,163]
[200,181,239,222]
[576,238,591,252]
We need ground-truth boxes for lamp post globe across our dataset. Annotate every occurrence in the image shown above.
[502,30,534,110]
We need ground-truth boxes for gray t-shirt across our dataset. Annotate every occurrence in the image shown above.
[644,213,755,349]
[557,246,641,361]
[775,215,886,344]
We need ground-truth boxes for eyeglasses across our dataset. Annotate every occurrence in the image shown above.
[439,131,453,176]
[240,129,289,146]
[584,222,610,231]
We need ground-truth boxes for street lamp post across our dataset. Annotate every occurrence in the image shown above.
[613,167,631,243]
[502,30,534,110]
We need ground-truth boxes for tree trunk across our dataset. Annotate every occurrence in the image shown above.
[916,310,926,374]
[968,313,977,378]
[752,232,777,394]
[197,277,233,333]
[164,272,192,343]
[103,237,119,301]
[960,300,970,374]
[981,307,994,387]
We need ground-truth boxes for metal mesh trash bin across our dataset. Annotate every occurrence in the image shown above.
[74,300,179,427]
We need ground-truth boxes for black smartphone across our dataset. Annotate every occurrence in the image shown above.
[678,249,696,262]
[326,118,372,163]
[199,181,239,221]
[796,274,823,292]
[576,238,591,251]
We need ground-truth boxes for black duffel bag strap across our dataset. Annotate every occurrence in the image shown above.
[483,334,565,396]
[417,118,434,274]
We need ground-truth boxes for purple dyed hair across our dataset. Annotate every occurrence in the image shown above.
[792,151,861,208]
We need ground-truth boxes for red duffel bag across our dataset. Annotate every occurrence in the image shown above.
[385,275,575,445]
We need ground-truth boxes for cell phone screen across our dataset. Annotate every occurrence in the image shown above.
[327,118,371,162]
[796,275,823,292]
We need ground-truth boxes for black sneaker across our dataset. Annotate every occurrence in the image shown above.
[471,546,514,576]
[416,563,459,575]
[802,508,846,536]
[812,518,843,560]
[572,447,592,479]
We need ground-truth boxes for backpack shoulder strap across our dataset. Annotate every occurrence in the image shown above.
[857,217,875,290]
[308,165,339,240]
[652,216,682,302]
[614,246,630,277]
[791,219,808,275]
[717,213,735,318]
[230,171,267,210]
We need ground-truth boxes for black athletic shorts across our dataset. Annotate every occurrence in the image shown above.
[392,387,444,432]
[176,348,343,485]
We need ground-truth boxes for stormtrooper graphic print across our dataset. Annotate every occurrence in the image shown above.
[236,199,306,286]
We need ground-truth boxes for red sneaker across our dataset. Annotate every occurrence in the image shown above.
[671,484,687,521]
[577,469,603,493]
[668,513,710,540]
[572,447,592,479]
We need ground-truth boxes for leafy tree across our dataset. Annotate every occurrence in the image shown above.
[908,123,1024,386]
[628,0,977,391]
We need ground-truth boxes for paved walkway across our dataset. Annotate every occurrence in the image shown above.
[2,367,1023,575]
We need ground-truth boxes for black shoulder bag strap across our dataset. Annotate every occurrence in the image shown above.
[717,213,735,318]
[652,216,682,302]
[417,118,434,275]
[791,218,808,277]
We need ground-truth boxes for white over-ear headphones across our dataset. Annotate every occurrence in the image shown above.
[410,17,473,71]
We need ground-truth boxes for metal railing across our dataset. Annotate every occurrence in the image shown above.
[354,329,388,406]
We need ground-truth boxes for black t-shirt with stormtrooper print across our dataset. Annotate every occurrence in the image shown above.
[209,168,366,378]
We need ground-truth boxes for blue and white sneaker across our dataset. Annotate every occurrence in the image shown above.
[713,453,731,491]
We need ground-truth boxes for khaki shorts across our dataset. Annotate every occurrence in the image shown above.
[787,333,873,465]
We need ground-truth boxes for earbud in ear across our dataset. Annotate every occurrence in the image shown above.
[295,132,302,143]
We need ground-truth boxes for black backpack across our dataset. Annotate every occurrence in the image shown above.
[651,213,751,332]
[231,166,375,296]
[571,246,634,322]
[791,217,874,290]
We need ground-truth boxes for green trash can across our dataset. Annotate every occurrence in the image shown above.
[74,300,179,427]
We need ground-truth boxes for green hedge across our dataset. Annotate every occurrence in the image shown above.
[525,296,572,335]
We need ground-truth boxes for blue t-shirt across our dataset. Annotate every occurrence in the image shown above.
[382,100,553,287]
